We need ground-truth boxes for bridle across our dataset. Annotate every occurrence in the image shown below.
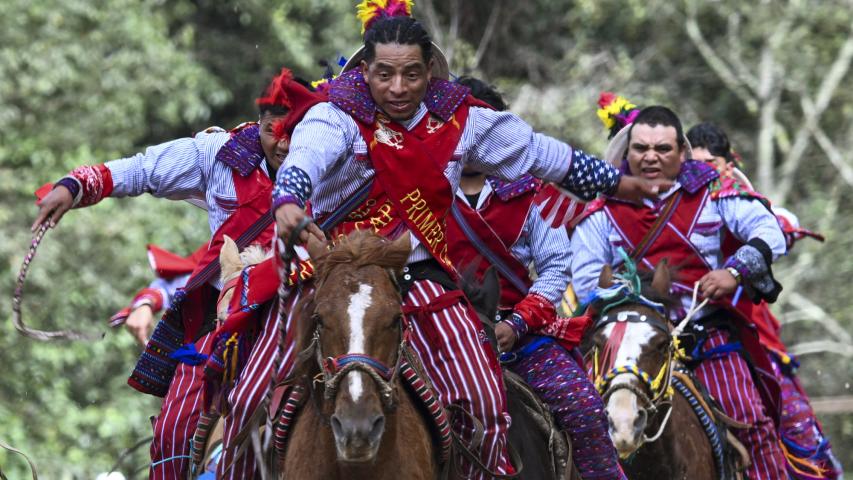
[589,270,710,447]
[588,279,681,446]
[305,307,409,412]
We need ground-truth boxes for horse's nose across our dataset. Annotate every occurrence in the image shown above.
[330,413,385,462]
[633,408,648,436]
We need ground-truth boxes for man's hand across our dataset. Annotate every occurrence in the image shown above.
[32,185,74,231]
[274,203,324,243]
[126,304,154,347]
[495,321,517,352]
[699,269,739,300]
[613,176,672,204]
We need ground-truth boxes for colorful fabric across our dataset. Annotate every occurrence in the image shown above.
[771,356,842,480]
[149,331,216,480]
[404,279,514,478]
[217,296,299,479]
[506,338,625,480]
[447,183,535,305]
[693,328,787,480]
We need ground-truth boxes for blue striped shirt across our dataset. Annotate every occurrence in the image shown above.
[570,183,786,318]
[280,101,586,263]
[105,127,270,236]
[458,184,571,305]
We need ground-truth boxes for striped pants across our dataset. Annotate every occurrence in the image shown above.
[406,279,513,478]
[217,292,301,479]
[218,279,512,479]
[149,332,216,480]
[693,329,787,480]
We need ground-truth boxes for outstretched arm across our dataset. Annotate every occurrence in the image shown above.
[464,107,664,203]
[33,131,226,230]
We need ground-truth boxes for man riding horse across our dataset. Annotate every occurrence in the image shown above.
[33,68,325,480]
[446,76,625,480]
[272,1,661,476]
[571,104,790,479]
[688,121,842,479]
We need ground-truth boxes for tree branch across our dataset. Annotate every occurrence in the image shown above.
[784,292,852,344]
[775,25,853,201]
[471,0,502,71]
[788,341,853,357]
[444,0,460,70]
[683,1,758,112]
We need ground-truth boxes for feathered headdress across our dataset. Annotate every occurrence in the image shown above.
[256,68,294,110]
[356,0,415,34]
[257,68,327,141]
[596,92,640,139]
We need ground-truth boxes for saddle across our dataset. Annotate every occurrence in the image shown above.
[671,368,751,479]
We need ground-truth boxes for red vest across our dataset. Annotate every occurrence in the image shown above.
[446,183,538,308]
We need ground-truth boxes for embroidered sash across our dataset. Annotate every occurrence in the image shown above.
[446,190,535,307]
[332,104,471,274]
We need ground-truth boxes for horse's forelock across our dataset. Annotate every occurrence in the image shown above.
[313,231,409,284]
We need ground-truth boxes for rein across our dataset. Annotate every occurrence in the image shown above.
[12,223,102,341]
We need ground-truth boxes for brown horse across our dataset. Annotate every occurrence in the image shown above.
[282,231,436,479]
[586,262,742,480]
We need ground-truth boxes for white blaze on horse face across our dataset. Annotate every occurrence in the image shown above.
[603,320,657,453]
[346,283,373,401]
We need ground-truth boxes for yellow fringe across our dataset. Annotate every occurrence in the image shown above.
[356,0,415,34]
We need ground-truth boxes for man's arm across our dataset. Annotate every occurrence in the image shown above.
[570,212,618,303]
[464,107,662,203]
[716,197,787,302]
[33,131,225,229]
[498,204,572,350]
[273,103,352,241]
[523,203,572,305]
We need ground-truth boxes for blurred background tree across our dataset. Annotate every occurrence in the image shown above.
[0,0,849,477]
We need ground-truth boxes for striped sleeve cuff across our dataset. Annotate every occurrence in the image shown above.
[272,166,312,209]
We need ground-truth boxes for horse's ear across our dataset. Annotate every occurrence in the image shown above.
[598,264,614,288]
[651,259,671,298]
[305,233,329,261]
[219,235,242,279]
[481,267,501,318]
[388,232,412,270]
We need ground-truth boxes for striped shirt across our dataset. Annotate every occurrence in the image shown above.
[280,101,586,264]
[105,128,270,236]
[458,184,571,305]
[570,182,786,318]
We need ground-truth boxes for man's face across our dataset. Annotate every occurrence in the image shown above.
[259,113,289,169]
[362,43,433,122]
[691,147,730,174]
[626,123,685,184]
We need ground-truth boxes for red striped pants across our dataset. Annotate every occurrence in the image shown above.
[693,329,787,480]
[405,279,513,478]
[218,279,512,479]
[217,291,301,479]
[149,332,216,480]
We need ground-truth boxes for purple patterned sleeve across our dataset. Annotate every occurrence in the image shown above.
[559,148,622,201]
[502,313,529,340]
[55,177,82,204]
[272,166,312,209]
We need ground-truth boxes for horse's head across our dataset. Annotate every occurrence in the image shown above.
[588,261,676,458]
[300,230,411,464]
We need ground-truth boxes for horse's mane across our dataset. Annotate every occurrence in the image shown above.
[290,230,410,384]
